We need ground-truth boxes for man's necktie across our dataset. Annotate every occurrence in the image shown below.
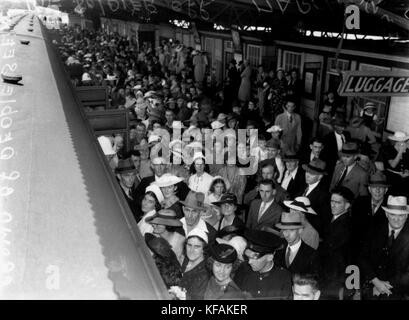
[388,230,395,248]
[336,166,348,187]
[258,202,267,221]
[372,203,377,216]
[303,187,309,196]
[289,115,293,124]
[285,247,291,267]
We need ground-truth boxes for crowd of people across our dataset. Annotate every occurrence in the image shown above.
[56,25,409,300]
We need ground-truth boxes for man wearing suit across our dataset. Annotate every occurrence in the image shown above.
[319,186,354,300]
[246,179,283,232]
[115,158,140,219]
[300,137,325,165]
[298,159,332,235]
[274,99,302,154]
[351,171,389,262]
[330,142,369,198]
[234,229,292,299]
[274,211,320,275]
[322,117,350,177]
[358,196,409,300]
[280,153,306,199]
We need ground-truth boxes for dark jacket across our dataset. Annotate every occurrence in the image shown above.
[180,259,211,300]
[234,263,292,299]
[358,218,409,299]
[282,166,306,199]
[275,241,320,275]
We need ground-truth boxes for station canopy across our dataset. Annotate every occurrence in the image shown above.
[33,0,409,38]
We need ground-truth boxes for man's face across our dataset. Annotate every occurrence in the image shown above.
[186,237,204,263]
[387,212,408,230]
[334,125,344,135]
[282,228,301,246]
[259,183,275,202]
[267,147,279,159]
[261,165,275,180]
[165,111,174,124]
[213,261,233,284]
[341,154,356,167]
[331,194,350,216]
[183,206,201,226]
[293,284,320,300]
[151,223,166,236]
[136,125,146,137]
[310,142,323,157]
[305,172,321,185]
[131,155,141,171]
[152,163,166,177]
[285,102,296,114]
[221,203,236,216]
[119,171,137,188]
[244,248,271,272]
[285,160,298,172]
[368,186,388,203]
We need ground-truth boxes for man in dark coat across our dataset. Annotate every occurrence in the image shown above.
[115,158,140,219]
[234,229,292,299]
[319,186,354,300]
[297,159,332,235]
[274,211,320,275]
[358,196,409,300]
[351,171,389,262]
[322,117,350,177]
[280,153,306,199]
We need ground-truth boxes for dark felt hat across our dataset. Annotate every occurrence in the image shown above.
[210,243,238,264]
[115,158,136,174]
[217,224,245,239]
[368,171,390,188]
[212,193,238,206]
[145,233,177,259]
[340,142,360,155]
[302,159,327,175]
[244,229,285,254]
[282,153,300,162]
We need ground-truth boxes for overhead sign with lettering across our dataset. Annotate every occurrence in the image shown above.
[338,71,409,97]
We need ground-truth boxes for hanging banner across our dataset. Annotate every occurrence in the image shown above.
[338,71,409,97]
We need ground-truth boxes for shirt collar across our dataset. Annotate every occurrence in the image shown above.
[287,166,298,179]
[307,180,320,191]
[288,239,302,251]
[389,225,403,238]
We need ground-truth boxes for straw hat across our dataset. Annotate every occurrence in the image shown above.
[283,197,317,215]
[276,211,304,230]
[382,196,409,215]
[267,125,283,133]
[211,120,224,130]
[388,131,409,142]
[153,173,184,188]
[180,191,206,210]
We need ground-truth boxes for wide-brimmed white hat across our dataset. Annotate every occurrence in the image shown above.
[267,125,283,133]
[148,134,161,144]
[283,197,317,215]
[153,173,184,188]
[382,196,409,215]
[388,131,409,142]
[216,236,247,261]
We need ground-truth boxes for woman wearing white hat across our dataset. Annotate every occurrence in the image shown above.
[153,173,185,219]
[383,131,409,196]
[188,153,213,195]
[138,184,164,236]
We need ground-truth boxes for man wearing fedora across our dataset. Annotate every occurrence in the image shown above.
[283,197,320,250]
[234,229,292,299]
[351,171,390,261]
[180,191,217,244]
[115,158,140,218]
[330,141,369,198]
[319,186,354,299]
[246,179,284,232]
[322,116,351,177]
[280,153,306,199]
[358,196,409,300]
[274,211,320,275]
[298,159,332,235]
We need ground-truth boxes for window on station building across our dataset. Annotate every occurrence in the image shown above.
[283,51,302,72]
[247,44,261,67]
[328,58,350,72]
